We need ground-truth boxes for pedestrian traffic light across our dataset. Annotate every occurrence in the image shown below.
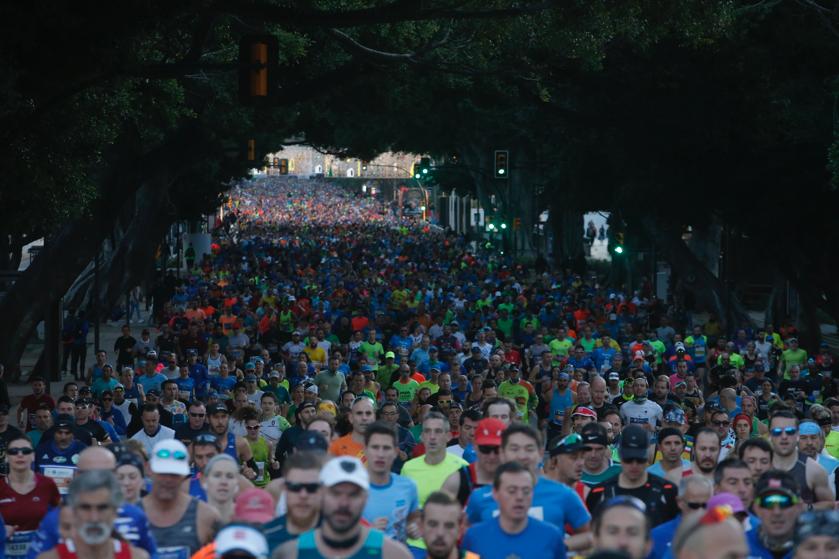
[239,35,278,106]
[500,222,507,230]
[279,159,288,175]
[413,161,422,179]
[494,150,509,179]
[247,139,256,161]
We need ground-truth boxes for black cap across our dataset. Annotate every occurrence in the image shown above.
[294,431,328,452]
[146,389,161,397]
[207,403,229,416]
[755,470,800,498]
[580,422,609,447]
[55,414,74,430]
[548,433,586,456]
[295,402,317,418]
[619,425,650,460]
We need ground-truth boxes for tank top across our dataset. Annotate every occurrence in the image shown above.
[188,476,207,501]
[56,539,132,559]
[224,432,238,460]
[297,529,383,559]
[143,497,202,559]
[550,388,574,426]
[790,456,815,504]
[247,437,270,487]
[206,355,222,375]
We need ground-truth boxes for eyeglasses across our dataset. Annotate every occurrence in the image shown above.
[189,413,206,418]
[285,482,321,494]
[7,447,34,456]
[712,420,730,427]
[770,427,798,437]
[478,445,500,454]
[686,501,707,510]
[755,493,799,509]
[155,448,187,460]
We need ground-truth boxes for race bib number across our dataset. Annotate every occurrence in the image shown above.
[42,465,76,494]
[158,546,190,559]
[6,530,35,557]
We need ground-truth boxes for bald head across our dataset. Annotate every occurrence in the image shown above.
[673,511,747,559]
[77,446,117,471]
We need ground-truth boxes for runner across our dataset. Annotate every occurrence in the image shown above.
[590,495,653,559]
[35,471,149,559]
[274,456,412,559]
[140,440,220,559]
[462,462,565,559]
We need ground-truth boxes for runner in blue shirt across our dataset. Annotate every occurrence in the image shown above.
[362,422,419,543]
[465,424,590,552]
[462,462,565,559]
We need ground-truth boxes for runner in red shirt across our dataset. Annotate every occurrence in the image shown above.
[18,376,55,431]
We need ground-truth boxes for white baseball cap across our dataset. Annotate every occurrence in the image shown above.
[150,439,190,476]
[320,457,369,491]
[214,524,268,559]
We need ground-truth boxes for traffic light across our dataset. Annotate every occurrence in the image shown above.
[494,150,509,179]
[238,35,278,106]
[612,232,625,255]
[279,159,288,175]
[420,157,431,176]
[414,161,422,179]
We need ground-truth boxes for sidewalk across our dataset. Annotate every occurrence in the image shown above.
[9,309,160,429]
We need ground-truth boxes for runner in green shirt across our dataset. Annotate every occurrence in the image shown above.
[360,329,385,369]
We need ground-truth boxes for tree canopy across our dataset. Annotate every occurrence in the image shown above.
[1,0,838,372]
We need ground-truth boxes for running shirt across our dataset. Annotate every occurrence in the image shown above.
[362,474,419,543]
[297,528,383,559]
[401,453,467,506]
[34,440,85,493]
[142,497,201,559]
[0,474,61,531]
[550,388,574,427]
[462,517,565,559]
[620,399,663,429]
[247,437,271,487]
[55,539,132,559]
[466,476,590,532]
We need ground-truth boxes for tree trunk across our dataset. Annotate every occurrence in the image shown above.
[550,208,585,273]
[640,217,752,332]
[0,123,201,378]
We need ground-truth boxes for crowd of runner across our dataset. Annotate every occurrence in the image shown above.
[1,177,838,559]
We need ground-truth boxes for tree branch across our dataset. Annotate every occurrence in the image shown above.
[213,0,555,29]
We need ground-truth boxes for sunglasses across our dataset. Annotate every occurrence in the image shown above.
[712,420,730,427]
[194,434,219,444]
[155,448,187,460]
[755,493,799,509]
[285,482,321,494]
[7,447,34,456]
[189,413,206,418]
[478,445,500,454]
[246,425,260,430]
[770,427,798,437]
[102,398,113,402]
[686,501,707,510]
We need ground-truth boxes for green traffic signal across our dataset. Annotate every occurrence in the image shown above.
[500,223,507,229]
[614,245,624,254]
